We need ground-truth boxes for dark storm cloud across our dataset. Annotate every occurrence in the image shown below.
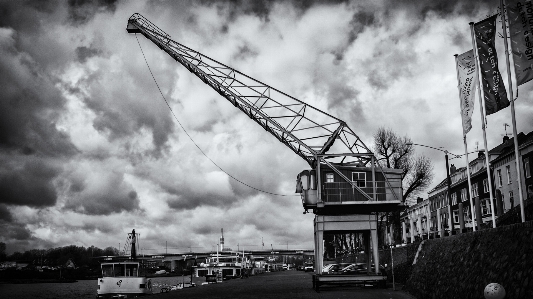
[0,158,60,207]
[202,0,273,21]
[63,172,140,215]
[166,191,236,211]
[87,97,175,157]
[67,0,118,25]
[68,52,177,157]
[0,2,76,71]
[75,45,102,63]
[191,223,219,235]
[384,0,491,18]
[345,10,377,47]
[0,17,78,210]
[64,189,140,215]
[327,83,364,123]
[0,204,13,222]
[0,1,57,33]
[0,30,77,158]
[7,223,33,240]
[232,43,258,62]
[79,222,116,234]
[200,0,352,24]
[290,0,350,13]
[366,46,418,90]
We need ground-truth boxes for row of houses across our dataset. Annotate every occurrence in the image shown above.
[401,131,533,243]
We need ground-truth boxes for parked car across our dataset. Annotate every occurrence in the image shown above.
[304,263,314,272]
[340,263,366,274]
[321,263,339,274]
[296,265,305,271]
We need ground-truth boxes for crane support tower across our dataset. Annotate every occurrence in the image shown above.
[127,13,404,290]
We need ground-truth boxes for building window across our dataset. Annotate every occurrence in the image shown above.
[509,191,514,208]
[483,178,489,193]
[451,193,457,205]
[325,173,334,183]
[525,158,531,178]
[352,172,366,187]
[471,183,478,198]
[497,169,503,187]
[506,165,511,184]
[453,210,458,223]
[482,200,488,215]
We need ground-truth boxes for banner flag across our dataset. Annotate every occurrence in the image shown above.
[474,15,510,115]
[507,0,533,86]
[456,50,478,135]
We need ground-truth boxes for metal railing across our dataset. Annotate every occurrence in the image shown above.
[321,182,389,203]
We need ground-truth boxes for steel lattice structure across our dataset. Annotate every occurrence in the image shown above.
[126,13,374,169]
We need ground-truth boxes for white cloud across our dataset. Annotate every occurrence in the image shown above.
[1,0,532,255]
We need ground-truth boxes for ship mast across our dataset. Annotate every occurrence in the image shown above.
[129,229,137,260]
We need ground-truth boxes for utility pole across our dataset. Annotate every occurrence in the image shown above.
[445,151,455,235]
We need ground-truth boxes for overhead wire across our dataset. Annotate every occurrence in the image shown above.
[134,35,298,197]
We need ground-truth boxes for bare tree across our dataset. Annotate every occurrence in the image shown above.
[373,127,434,246]
[373,127,434,202]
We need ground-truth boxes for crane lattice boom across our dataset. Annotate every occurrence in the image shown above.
[126,13,374,168]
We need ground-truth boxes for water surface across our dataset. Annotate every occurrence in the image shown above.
[0,276,201,299]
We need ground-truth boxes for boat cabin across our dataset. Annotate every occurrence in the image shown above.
[101,261,142,277]
[194,254,243,279]
[97,260,151,298]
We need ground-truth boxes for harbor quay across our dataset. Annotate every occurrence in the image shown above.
[148,270,416,299]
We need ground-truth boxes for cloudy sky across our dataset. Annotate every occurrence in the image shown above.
[1,0,532,255]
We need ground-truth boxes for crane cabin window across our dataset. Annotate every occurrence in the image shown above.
[325,173,334,183]
[351,172,366,187]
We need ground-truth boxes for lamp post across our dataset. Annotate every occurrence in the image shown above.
[406,143,457,236]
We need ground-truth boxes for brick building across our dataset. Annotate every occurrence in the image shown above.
[401,131,533,243]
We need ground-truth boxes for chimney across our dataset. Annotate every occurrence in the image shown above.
[503,135,510,143]
[219,228,224,251]
[450,164,456,174]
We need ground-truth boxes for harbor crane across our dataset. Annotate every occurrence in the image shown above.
[127,13,404,289]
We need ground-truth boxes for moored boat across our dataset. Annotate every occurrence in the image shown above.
[96,229,152,298]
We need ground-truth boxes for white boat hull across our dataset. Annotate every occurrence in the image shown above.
[97,277,152,298]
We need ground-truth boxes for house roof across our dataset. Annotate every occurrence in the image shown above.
[491,131,533,164]
[427,130,533,196]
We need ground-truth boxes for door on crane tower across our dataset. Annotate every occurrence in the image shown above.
[296,170,318,209]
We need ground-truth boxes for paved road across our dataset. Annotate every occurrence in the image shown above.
[148,270,416,299]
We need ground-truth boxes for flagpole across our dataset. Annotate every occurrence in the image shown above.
[454,54,477,232]
[463,136,477,231]
[500,0,526,222]
[470,22,497,228]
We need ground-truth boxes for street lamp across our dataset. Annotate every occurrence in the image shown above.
[406,143,456,236]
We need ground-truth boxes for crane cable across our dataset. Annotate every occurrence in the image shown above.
[135,35,297,197]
